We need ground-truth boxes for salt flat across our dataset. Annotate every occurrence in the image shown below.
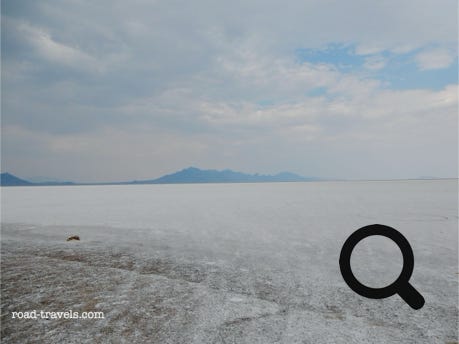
[1,180,458,343]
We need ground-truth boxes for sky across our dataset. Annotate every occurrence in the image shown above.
[1,0,457,182]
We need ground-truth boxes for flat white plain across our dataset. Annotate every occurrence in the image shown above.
[1,180,457,343]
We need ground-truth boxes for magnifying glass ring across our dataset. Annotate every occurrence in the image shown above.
[339,224,415,299]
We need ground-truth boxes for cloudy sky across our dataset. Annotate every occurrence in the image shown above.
[2,0,457,182]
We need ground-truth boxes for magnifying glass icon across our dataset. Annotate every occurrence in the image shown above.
[339,224,425,310]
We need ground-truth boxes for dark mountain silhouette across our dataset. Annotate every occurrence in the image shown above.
[0,173,74,186]
[132,167,316,184]
[1,173,33,186]
[1,168,317,186]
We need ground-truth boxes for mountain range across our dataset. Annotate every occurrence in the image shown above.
[1,167,317,186]
[1,173,34,186]
[0,172,75,187]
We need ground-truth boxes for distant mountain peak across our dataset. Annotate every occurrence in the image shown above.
[1,168,319,186]
[0,172,75,186]
[137,167,315,184]
[1,172,33,186]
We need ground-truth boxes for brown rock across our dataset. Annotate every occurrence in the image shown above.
[66,235,80,241]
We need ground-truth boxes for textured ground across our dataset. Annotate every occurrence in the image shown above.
[1,180,458,343]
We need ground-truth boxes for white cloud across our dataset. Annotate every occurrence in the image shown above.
[7,18,102,72]
[2,0,457,180]
[3,82,456,181]
[415,48,455,70]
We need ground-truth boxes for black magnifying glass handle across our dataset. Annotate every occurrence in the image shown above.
[397,283,425,310]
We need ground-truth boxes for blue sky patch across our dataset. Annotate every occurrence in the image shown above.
[295,44,457,91]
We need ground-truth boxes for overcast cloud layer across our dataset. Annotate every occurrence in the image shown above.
[1,0,457,182]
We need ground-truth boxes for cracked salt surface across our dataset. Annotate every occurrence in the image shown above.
[1,180,458,343]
